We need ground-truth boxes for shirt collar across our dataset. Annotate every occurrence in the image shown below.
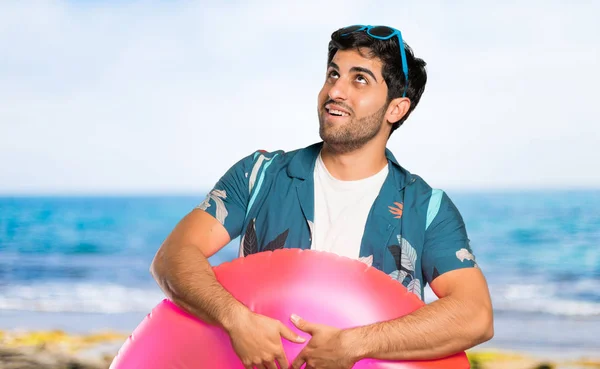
[287,141,412,191]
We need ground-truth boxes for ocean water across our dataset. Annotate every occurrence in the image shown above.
[1,191,599,353]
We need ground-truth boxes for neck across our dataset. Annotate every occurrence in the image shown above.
[320,139,388,181]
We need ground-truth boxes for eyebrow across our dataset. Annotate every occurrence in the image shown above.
[328,62,378,83]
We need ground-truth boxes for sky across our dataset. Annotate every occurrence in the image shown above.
[1,0,599,195]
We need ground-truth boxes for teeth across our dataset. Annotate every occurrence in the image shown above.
[329,109,349,117]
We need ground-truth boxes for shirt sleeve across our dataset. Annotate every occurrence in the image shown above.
[195,152,256,240]
[422,190,477,285]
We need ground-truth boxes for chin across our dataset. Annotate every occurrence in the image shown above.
[319,133,361,153]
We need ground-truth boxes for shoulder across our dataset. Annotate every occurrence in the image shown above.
[402,172,458,230]
[239,142,321,174]
[396,166,438,203]
[408,173,434,193]
[227,148,289,170]
[251,147,304,162]
[242,147,303,169]
[385,147,435,200]
[224,145,312,188]
[413,176,464,232]
[410,175,449,206]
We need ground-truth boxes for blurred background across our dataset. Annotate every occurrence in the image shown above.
[1,0,599,366]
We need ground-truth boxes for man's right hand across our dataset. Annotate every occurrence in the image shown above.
[151,209,305,368]
[227,309,306,369]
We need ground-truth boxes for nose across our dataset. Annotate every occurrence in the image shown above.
[328,77,349,101]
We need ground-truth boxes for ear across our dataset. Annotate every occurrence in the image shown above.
[386,97,411,125]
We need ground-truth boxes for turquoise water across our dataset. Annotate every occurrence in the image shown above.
[1,191,599,351]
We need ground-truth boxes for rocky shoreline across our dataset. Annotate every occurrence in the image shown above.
[1,330,598,369]
[0,330,124,369]
[0,346,110,369]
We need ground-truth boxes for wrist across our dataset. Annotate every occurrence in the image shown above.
[340,327,370,362]
[220,303,251,333]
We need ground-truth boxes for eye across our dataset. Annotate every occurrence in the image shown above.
[327,70,339,79]
[355,74,368,84]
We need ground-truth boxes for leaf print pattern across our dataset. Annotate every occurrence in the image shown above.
[359,255,373,267]
[197,189,228,224]
[432,267,441,280]
[456,248,476,264]
[407,279,422,299]
[387,236,421,299]
[241,221,290,256]
[387,245,402,271]
[389,270,408,282]
[264,229,289,251]
[248,154,270,193]
[388,236,417,274]
[242,218,258,256]
[388,202,403,219]
[398,235,417,272]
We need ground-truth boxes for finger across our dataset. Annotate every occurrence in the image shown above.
[290,352,305,369]
[265,361,278,369]
[275,351,290,369]
[279,322,306,343]
[290,314,316,334]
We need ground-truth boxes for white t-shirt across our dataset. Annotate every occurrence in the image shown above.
[311,152,389,260]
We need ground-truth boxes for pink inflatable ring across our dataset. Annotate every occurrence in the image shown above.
[110,249,469,368]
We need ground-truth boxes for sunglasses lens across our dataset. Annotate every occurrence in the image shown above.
[339,25,363,35]
[369,26,395,37]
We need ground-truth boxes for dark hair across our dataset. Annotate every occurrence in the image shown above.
[328,28,427,133]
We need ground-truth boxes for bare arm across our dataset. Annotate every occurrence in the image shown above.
[149,209,246,331]
[150,208,304,369]
[289,192,490,368]
[344,267,494,361]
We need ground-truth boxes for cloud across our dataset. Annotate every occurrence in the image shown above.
[0,0,598,194]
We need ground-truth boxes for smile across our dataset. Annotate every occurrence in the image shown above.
[327,108,349,117]
[325,104,351,117]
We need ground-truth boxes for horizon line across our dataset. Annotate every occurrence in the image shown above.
[1,186,599,198]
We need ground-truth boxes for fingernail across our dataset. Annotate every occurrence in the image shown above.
[296,335,306,343]
[290,314,300,323]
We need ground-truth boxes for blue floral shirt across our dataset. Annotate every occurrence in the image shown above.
[198,142,477,301]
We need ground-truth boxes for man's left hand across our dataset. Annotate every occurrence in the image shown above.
[289,314,359,369]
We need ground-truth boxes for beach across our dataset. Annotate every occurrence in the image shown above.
[1,306,600,369]
[1,328,599,369]
[1,306,600,368]
[1,192,599,368]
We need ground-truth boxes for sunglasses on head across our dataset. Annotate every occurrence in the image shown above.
[338,25,409,97]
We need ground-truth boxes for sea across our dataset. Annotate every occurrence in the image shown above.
[1,191,599,356]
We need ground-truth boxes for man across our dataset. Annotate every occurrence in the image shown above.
[150,25,493,369]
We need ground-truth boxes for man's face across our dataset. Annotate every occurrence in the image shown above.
[318,48,390,153]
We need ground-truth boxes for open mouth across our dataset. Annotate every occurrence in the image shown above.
[325,106,350,117]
